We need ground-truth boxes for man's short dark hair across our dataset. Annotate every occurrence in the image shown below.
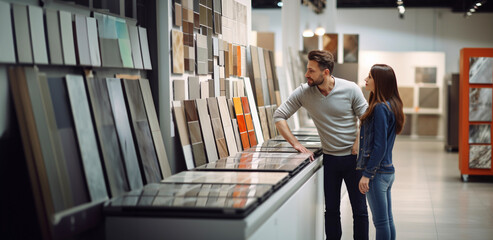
[308,50,335,74]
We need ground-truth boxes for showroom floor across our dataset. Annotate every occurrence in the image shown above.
[339,138,493,240]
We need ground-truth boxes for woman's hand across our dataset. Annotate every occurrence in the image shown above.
[359,176,370,194]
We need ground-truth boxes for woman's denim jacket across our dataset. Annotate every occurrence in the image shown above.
[356,102,396,179]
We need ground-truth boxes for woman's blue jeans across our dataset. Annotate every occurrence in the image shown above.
[366,173,396,240]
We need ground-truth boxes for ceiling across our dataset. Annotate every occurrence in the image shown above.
[252,0,493,13]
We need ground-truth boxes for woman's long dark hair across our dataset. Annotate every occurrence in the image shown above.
[361,64,405,134]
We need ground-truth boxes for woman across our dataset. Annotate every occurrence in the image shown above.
[357,64,404,240]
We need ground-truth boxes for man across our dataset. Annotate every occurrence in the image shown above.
[273,50,369,240]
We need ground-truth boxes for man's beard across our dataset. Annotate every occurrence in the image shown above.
[307,73,325,87]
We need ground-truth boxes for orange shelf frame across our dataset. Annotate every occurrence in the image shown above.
[459,48,493,180]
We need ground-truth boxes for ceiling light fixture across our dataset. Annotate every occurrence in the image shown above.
[303,29,315,38]
[397,0,405,19]
[315,26,326,36]
[465,0,487,18]
[277,1,283,7]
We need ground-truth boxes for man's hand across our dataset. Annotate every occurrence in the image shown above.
[359,176,370,194]
[293,143,315,161]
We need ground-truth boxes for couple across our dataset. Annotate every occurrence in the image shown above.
[274,50,404,240]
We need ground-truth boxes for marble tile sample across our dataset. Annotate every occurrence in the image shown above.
[28,5,49,64]
[65,75,108,201]
[401,114,412,135]
[86,77,129,197]
[172,30,185,74]
[123,79,162,183]
[74,15,91,66]
[188,76,200,99]
[162,171,289,186]
[45,9,63,65]
[469,124,491,144]
[172,101,195,170]
[0,2,16,63]
[415,67,437,84]
[469,57,493,84]
[469,145,491,169]
[173,79,186,101]
[139,27,153,69]
[469,88,492,122]
[343,34,359,63]
[399,87,414,108]
[208,97,229,158]
[419,87,439,108]
[128,25,144,69]
[12,4,33,63]
[217,96,238,156]
[59,11,76,65]
[323,33,338,61]
[86,17,102,67]
[184,100,208,167]
[106,78,144,190]
[416,115,439,136]
[196,99,219,162]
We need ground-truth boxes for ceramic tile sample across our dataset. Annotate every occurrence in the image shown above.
[86,77,129,197]
[469,88,492,122]
[171,30,185,74]
[116,19,134,68]
[233,97,250,150]
[184,100,208,167]
[200,81,209,98]
[28,5,49,64]
[264,49,277,105]
[415,67,437,84]
[12,4,33,63]
[399,87,414,108]
[243,77,264,144]
[217,96,238,156]
[0,2,16,63]
[419,87,439,108]
[469,124,491,144]
[162,171,289,186]
[59,11,76,65]
[139,27,153,69]
[65,75,108,201]
[196,34,208,75]
[94,13,122,68]
[106,78,144,190]
[469,145,491,169]
[258,47,271,106]
[128,25,144,69]
[174,3,182,27]
[45,9,63,65]
[74,15,91,66]
[343,34,359,63]
[401,114,412,135]
[469,57,493,84]
[172,101,195,169]
[188,76,200,99]
[208,97,229,158]
[416,115,439,136]
[86,17,101,67]
[258,106,271,140]
[173,79,186,101]
[265,105,277,138]
[241,96,258,147]
[196,99,219,162]
[323,33,338,61]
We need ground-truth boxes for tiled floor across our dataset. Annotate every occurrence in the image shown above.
[339,138,493,240]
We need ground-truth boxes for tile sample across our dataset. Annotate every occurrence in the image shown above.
[265,105,277,138]
[196,99,219,162]
[258,47,271,105]
[241,96,258,147]
[86,17,101,67]
[469,124,491,144]
[264,49,277,105]
[162,171,289,186]
[116,19,134,68]
[416,115,439,136]
[174,3,182,27]
[208,97,229,158]
[400,114,412,135]
[28,5,49,64]
[12,4,33,63]
[184,100,207,167]
[59,11,77,65]
[303,35,318,54]
[128,25,144,69]
[200,80,209,99]
[233,97,250,150]
[106,78,144,190]
[173,101,195,169]
[415,67,437,84]
[343,34,359,63]
[243,77,264,144]
[139,27,153,69]
[0,2,16,63]
[469,145,491,169]
[45,9,63,65]
[419,87,439,108]
[196,34,208,75]
[188,76,200,99]
[173,79,186,101]
[94,13,122,68]
[217,96,238,156]
[74,15,91,66]
[323,33,338,61]
[258,106,271,140]
[399,87,414,108]
[469,57,493,84]
[171,30,185,74]
[86,77,129,197]
[469,88,492,122]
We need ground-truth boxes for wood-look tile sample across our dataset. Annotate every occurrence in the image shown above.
[399,87,414,108]
[469,88,492,122]
[45,9,63,65]
[469,124,491,144]
[106,78,144,190]
[128,25,144,69]
[200,80,209,99]
[258,106,271,140]
[123,79,162,183]
[86,77,129,197]
[12,4,33,63]
[323,33,338,61]
[217,96,238,156]
[28,5,48,64]
[196,99,219,162]
[343,34,359,63]
[174,3,183,27]
[250,46,264,107]
[173,79,186,101]
[116,19,134,68]
[243,77,264,143]
[172,101,195,170]
[188,76,200,99]
[228,43,234,76]
[140,79,172,178]
[418,87,439,108]
[469,145,491,169]
[265,105,277,137]
[0,2,16,63]
[415,67,437,84]
[416,115,439,136]
[74,15,91,66]
[171,30,185,74]
[469,57,493,84]
[65,75,108,201]
[401,114,412,135]
[59,10,77,65]
[139,27,153,69]
[184,100,207,167]
[241,96,258,146]
[233,97,250,149]
[264,49,277,105]
[86,17,102,67]
[258,47,271,105]
[207,98,229,158]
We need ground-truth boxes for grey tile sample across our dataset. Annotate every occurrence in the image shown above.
[415,67,437,84]
[419,87,439,108]
[173,79,186,101]
[86,77,130,197]
[469,88,492,122]
[75,15,91,66]
[123,79,162,183]
[128,25,144,69]
[12,4,33,63]
[139,27,153,69]
[188,76,200,99]
[94,13,123,68]
[86,17,101,67]
[217,96,238,156]
[399,87,414,108]
[106,78,144,190]
[116,19,134,68]
[196,98,219,162]
[0,2,16,63]
[28,5,49,64]
[66,75,108,201]
[59,10,77,65]
[469,124,491,144]
[416,115,439,136]
[469,145,491,169]
[46,9,63,65]
[173,101,195,169]
[469,57,493,84]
